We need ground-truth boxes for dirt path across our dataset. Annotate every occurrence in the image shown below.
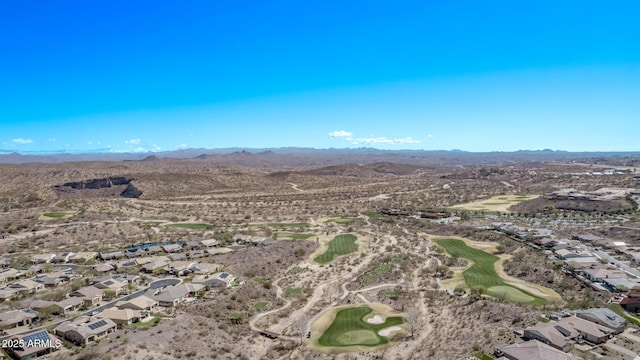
[248,267,297,342]
[287,182,304,193]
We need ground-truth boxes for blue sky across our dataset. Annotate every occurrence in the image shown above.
[1,1,638,153]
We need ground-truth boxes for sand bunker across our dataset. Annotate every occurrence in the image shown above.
[378,326,402,337]
[366,315,385,324]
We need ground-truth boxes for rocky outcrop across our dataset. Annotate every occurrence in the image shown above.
[61,177,131,190]
[120,183,143,198]
[54,177,142,198]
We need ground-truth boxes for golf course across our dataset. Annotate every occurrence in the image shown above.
[434,237,561,305]
[310,304,406,353]
[314,234,358,264]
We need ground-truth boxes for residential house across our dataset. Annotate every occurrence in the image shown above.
[555,248,590,260]
[0,268,21,284]
[54,317,116,345]
[206,247,233,256]
[182,283,205,297]
[167,261,196,276]
[2,330,62,360]
[0,288,19,302]
[168,253,187,262]
[93,263,115,273]
[25,300,57,313]
[0,309,39,331]
[30,254,55,264]
[115,259,138,269]
[495,340,578,360]
[189,250,206,259]
[68,251,97,263]
[97,308,140,327]
[115,295,158,312]
[141,258,170,274]
[51,252,75,263]
[192,275,227,288]
[183,241,201,250]
[523,316,612,350]
[69,286,104,306]
[535,237,558,248]
[189,262,220,275]
[93,273,139,286]
[10,279,45,295]
[601,277,640,292]
[114,274,140,285]
[124,249,145,258]
[99,250,124,261]
[582,267,628,283]
[134,257,154,266]
[200,239,220,248]
[150,284,203,307]
[161,244,182,253]
[576,308,627,334]
[621,289,640,313]
[145,245,163,255]
[94,279,125,298]
[53,297,84,315]
[33,272,71,289]
[212,272,236,287]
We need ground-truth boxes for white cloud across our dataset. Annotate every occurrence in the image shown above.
[11,138,34,145]
[352,136,421,145]
[328,130,353,139]
[132,147,147,153]
[175,144,188,149]
[152,144,161,151]
[426,134,434,138]
[87,141,93,145]
[47,138,56,142]
[124,138,141,145]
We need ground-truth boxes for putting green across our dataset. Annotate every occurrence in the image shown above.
[312,304,406,352]
[337,330,380,345]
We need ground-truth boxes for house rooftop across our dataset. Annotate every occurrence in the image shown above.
[576,308,627,330]
[499,340,577,360]
[0,309,39,325]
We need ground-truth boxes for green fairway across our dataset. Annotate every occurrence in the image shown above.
[285,287,302,296]
[317,306,403,347]
[164,223,212,230]
[487,285,535,303]
[364,211,384,218]
[435,238,545,305]
[42,211,77,219]
[273,232,315,240]
[325,217,361,225]
[314,234,358,264]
